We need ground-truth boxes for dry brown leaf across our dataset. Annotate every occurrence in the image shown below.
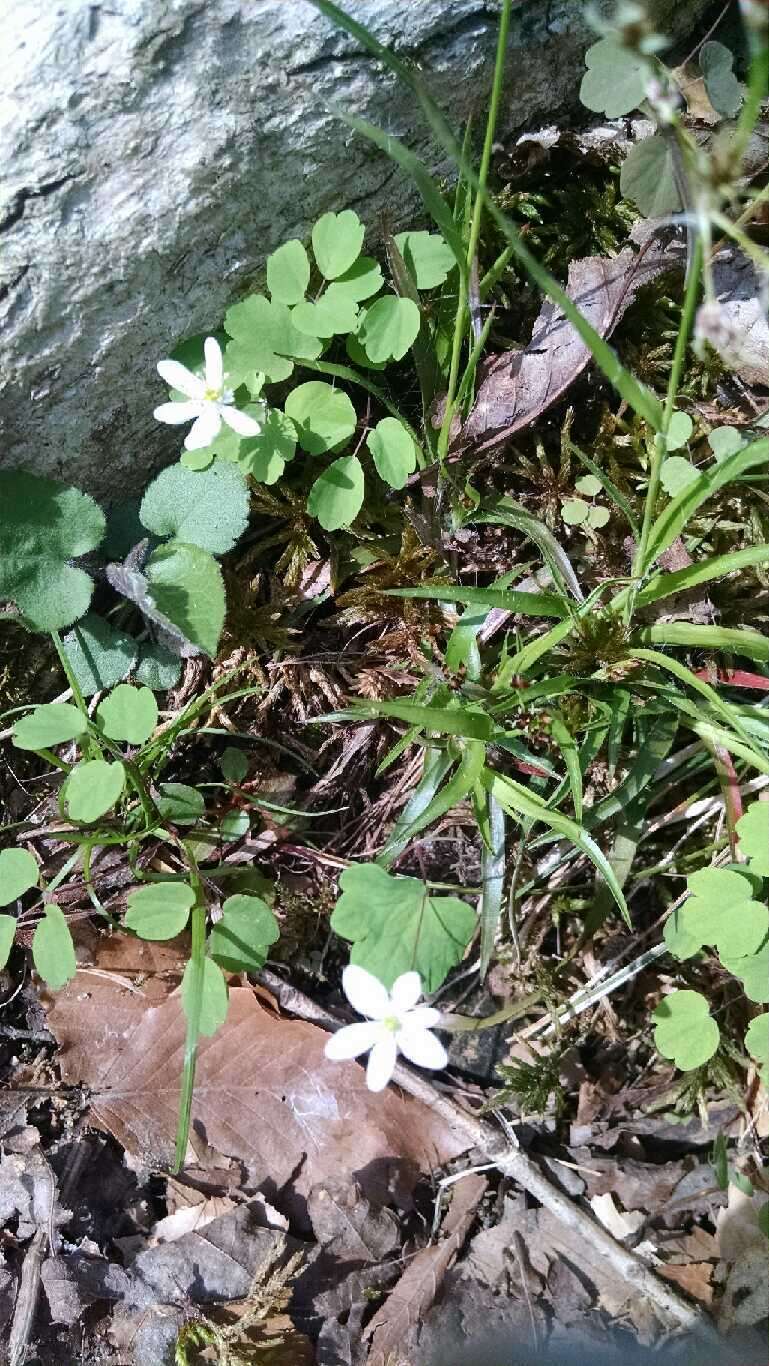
[148,1194,237,1245]
[461,238,680,453]
[589,1192,645,1242]
[362,1174,486,1366]
[45,976,468,1215]
[308,1179,400,1263]
[658,1260,714,1305]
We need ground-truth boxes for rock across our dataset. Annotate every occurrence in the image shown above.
[1,1,709,497]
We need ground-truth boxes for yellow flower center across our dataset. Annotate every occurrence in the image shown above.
[382,1015,400,1033]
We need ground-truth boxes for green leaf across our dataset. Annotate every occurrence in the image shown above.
[666,412,694,451]
[550,713,582,824]
[366,417,418,490]
[285,381,357,455]
[562,497,589,526]
[722,942,769,1003]
[219,810,250,841]
[220,748,248,783]
[64,759,126,823]
[358,296,421,363]
[378,740,486,865]
[387,582,567,619]
[0,472,105,632]
[637,544,769,609]
[700,40,743,117]
[139,462,249,555]
[708,426,745,461]
[637,623,769,664]
[208,894,279,973]
[62,614,138,697]
[12,703,87,752]
[660,456,699,496]
[587,504,610,530]
[665,868,768,961]
[32,904,77,989]
[377,748,454,864]
[312,209,365,279]
[96,684,158,746]
[579,38,648,117]
[736,802,769,878]
[331,256,384,302]
[234,409,297,484]
[0,916,16,970]
[328,699,493,741]
[266,238,310,305]
[307,454,365,531]
[156,783,205,826]
[145,542,226,658]
[575,474,602,497]
[224,295,323,384]
[292,286,359,338]
[182,956,229,1036]
[331,863,476,991]
[620,135,684,218]
[135,640,182,692]
[646,439,769,568]
[0,849,38,906]
[653,989,720,1070]
[125,881,195,939]
[393,230,456,289]
[745,1013,768,1080]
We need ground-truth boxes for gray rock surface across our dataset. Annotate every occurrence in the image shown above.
[1,0,709,498]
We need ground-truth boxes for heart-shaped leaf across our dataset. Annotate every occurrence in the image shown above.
[357,296,421,363]
[700,40,743,118]
[307,455,365,531]
[12,703,87,752]
[0,849,38,906]
[96,684,158,746]
[653,989,720,1070]
[64,759,126,823]
[330,257,384,302]
[393,231,456,289]
[580,38,648,117]
[285,381,357,455]
[292,287,359,338]
[125,882,195,940]
[209,894,280,973]
[620,135,684,218]
[0,472,105,631]
[312,210,365,279]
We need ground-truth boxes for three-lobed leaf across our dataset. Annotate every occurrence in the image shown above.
[664,867,768,961]
[208,894,279,973]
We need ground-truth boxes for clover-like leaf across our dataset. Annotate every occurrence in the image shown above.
[140,461,249,555]
[620,134,684,218]
[666,411,694,451]
[660,455,699,496]
[745,1013,768,1081]
[64,759,126,823]
[156,783,205,826]
[125,882,195,940]
[0,472,106,631]
[12,703,87,752]
[331,863,476,992]
[587,504,610,530]
[736,802,769,878]
[144,542,226,658]
[182,956,229,1036]
[0,849,38,907]
[366,417,418,490]
[708,426,746,462]
[357,296,421,363]
[32,904,77,989]
[666,867,768,961]
[346,334,388,372]
[62,614,139,697]
[0,917,16,971]
[285,381,357,455]
[330,257,384,303]
[722,942,769,1004]
[653,989,720,1070]
[312,210,365,280]
[394,231,456,289]
[307,454,365,531]
[96,684,158,746]
[224,294,323,385]
[209,894,279,973]
[700,40,743,118]
[580,38,648,117]
[561,497,589,526]
[220,748,248,783]
[266,239,311,305]
[292,286,359,338]
[575,474,602,498]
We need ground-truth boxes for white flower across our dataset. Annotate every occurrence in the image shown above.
[324,965,448,1092]
[153,336,261,451]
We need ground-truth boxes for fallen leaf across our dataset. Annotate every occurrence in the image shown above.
[45,977,468,1221]
[461,238,681,453]
[657,1260,713,1305]
[148,1194,237,1245]
[716,1180,769,1262]
[362,1174,486,1366]
[718,1245,769,1329]
[308,1179,401,1264]
[589,1192,645,1242]
[546,1255,593,1322]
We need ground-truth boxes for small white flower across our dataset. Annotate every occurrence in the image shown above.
[153,336,261,451]
[324,965,448,1092]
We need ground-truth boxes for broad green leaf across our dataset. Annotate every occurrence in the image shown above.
[393,230,456,289]
[223,294,323,383]
[653,990,720,1070]
[209,894,279,973]
[219,810,250,841]
[646,439,769,568]
[366,417,418,490]
[125,881,195,939]
[722,942,769,1003]
[307,454,365,530]
[700,40,743,117]
[145,542,226,658]
[358,296,420,363]
[575,475,602,497]
[312,209,365,279]
[708,426,745,461]
[266,238,310,305]
[0,916,15,970]
[292,287,359,338]
[135,640,182,691]
[12,703,87,752]
[620,135,683,218]
[331,256,384,302]
[285,381,357,455]
[96,684,158,746]
[580,38,648,117]
[62,614,138,697]
[139,462,249,555]
[220,748,248,783]
[331,863,476,991]
[665,868,768,961]
[0,471,105,631]
[156,782,205,826]
[182,955,229,1036]
[64,759,126,823]
[587,504,610,530]
[0,849,38,906]
[32,904,76,989]
[660,456,699,497]
[666,412,694,451]
[737,802,769,877]
[745,1013,768,1079]
[235,409,297,484]
[562,497,589,526]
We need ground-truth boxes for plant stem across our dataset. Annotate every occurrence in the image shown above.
[174,841,206,1173]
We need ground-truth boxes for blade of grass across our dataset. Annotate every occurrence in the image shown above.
[479,790,506,979]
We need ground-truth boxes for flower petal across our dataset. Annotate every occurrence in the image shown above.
[184,405,221,450]
[153,401,203,425]
[204,336,224,392]
[366,1034,398,1091]
[398,1027,448,1071]
[157,359,205,399]
[324,1021,381,1061]
[221,405,262,437]
[342,964,391,1019]
[403,1005,441,1030]
[390,971,422,1012]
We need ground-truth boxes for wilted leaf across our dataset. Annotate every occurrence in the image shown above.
[307,1179,400,1263]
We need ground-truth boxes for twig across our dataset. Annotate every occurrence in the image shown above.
[258,971,737,1353]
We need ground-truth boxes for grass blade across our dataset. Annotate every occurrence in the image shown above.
[636,544,769,608]
[480,791,506,979]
